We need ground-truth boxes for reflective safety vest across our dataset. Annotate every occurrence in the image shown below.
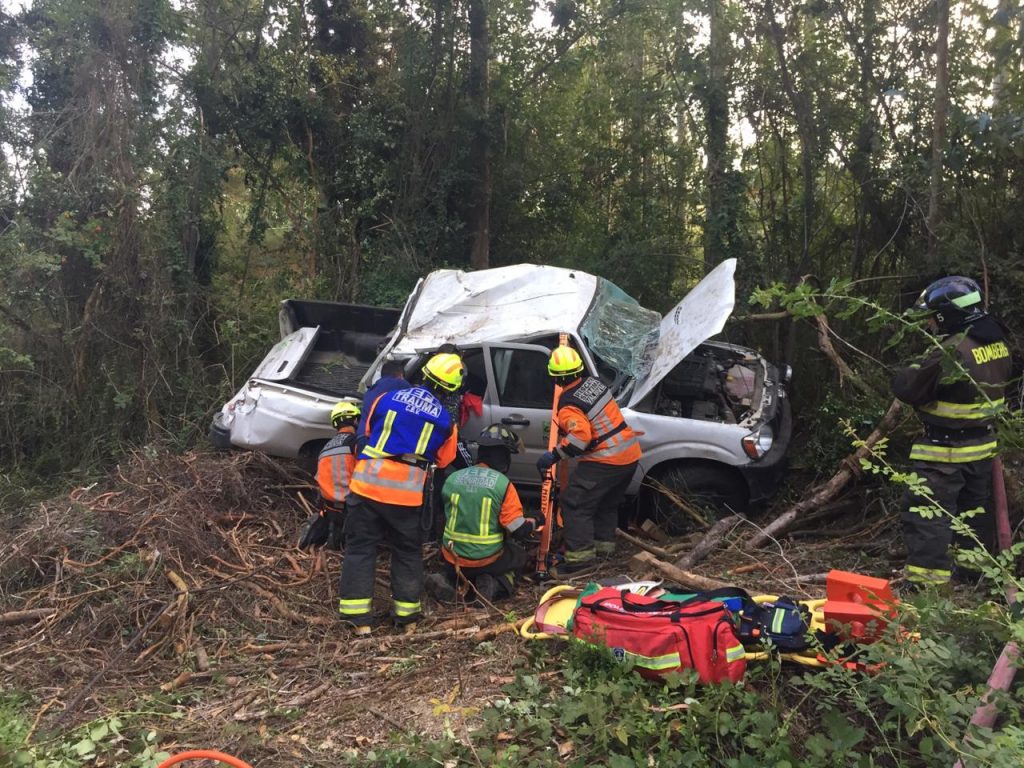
[350,387,456,506]
[556,377,642,466]
[442,467,510,562]
[892,330,1012,464]
[358,386,454,462]
[316,428,356,508]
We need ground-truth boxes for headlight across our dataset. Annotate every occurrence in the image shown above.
[782,364,793,384]
[741,426,774,460]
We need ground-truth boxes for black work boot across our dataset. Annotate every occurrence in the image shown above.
[472,574,501,604]
[425,572,458,603]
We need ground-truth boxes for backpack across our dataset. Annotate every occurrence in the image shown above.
[655,587,815,654]
[735,596,812,652]
[570,587,746,684]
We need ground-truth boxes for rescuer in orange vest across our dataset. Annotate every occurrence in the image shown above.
[338,353,462,633]
[299,400,361,551]
[538,345,642,572]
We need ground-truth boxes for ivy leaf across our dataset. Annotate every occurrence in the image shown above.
[72,737,96,757]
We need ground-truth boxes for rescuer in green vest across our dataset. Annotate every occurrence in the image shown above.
[426,424,539,603]
[892,276,1013,589]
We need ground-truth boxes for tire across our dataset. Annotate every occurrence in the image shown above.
[642,464,748,537]
[297,440,328,476]
[208,412,234,451]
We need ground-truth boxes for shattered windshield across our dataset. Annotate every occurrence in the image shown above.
[580,279,660,382]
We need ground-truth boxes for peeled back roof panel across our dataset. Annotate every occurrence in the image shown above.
[389,265,600,354]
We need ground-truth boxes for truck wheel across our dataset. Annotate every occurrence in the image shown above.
[643,464,747,537]
[208,413,234,451]
[297,440,328,476]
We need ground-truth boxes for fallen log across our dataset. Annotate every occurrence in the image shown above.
[473,623,518,643]
[0,608,57,626]
[673,515,743,571]
[630,552,731,591]
[745,399,903,550]
[160,670,212,693]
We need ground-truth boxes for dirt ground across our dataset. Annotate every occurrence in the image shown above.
[0,449,906,766]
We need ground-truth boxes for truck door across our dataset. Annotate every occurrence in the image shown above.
[481,342,557,486]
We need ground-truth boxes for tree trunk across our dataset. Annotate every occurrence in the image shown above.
[703,0,729,271]
[765,0,815,278]
[468,0,490,270]
[926,0,950,262]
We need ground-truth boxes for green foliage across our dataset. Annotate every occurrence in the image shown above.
[0,694,179,768]
[798,392,888,472]
[350,599,1021,767]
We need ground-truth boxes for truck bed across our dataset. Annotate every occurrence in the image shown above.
[280,300,401,398]
[291,353,370,397]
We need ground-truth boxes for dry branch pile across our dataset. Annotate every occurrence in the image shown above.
[0,446,909,765]
[0,450,525,764]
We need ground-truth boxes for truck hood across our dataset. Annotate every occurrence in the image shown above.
[625,258,737,408]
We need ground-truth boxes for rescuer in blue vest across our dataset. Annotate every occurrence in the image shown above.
[338,353,462,633]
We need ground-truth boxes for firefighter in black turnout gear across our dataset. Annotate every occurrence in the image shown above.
[892,276,1013,589]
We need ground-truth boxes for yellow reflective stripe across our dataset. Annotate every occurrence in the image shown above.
[415,422,434,456]
[726,645,745,662]
[919,398,1004,419]
[480,497,492,537]
[394,600,421,616]
[444,530,503,544]
[909,441,998,463]
[952,291,981,309]
[621,649,681,670]
[445,492,460,537]
[366,410,396,457]
[772,608,786,635]
[906,565,951,584]
[565,547,596,563]
[338,598,372,615]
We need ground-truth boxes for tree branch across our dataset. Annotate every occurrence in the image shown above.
[745,399,903,550]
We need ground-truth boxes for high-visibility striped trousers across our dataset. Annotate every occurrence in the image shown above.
[338,495,424,624]
[900,458,996,585]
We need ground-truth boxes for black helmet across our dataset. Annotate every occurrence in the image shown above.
[914,276,985,332]
[477,424,524,454]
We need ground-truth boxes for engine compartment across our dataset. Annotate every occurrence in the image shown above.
[651,344,761,424]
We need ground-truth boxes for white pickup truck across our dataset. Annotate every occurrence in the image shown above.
[210,260,791,533]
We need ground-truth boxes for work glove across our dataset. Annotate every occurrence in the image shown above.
[536,450,558,477]
[512,517,538,543]
[298,512,330,550]
[525,508,546,526]
[326,510,346,551]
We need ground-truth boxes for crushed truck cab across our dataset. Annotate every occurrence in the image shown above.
[210,260,791,533]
